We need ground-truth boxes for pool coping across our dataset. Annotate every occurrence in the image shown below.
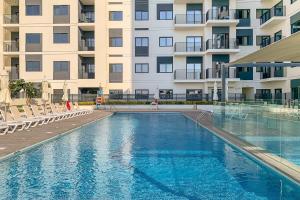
[0,113,114,163]
[182,111,300,186]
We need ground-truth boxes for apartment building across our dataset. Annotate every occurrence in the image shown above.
[1,0,300,101]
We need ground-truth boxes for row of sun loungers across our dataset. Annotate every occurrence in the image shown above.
[0,103,93,135]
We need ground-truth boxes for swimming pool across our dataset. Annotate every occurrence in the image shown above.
[0,113,299,199]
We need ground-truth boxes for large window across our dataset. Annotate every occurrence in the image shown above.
[26,5,41,16]
[26,33,41,44]
[26,55,42,72]
[159,37,173,47]
[54,5,69,16]
[135,89,149,99]
[109,29,123,47]
[54,33,69,43]
[291,12,300,34]
[135,37,149,56]
[53,27,70,43]
[159,89,173,99]
[109,64,123,83]
[157,57,173,73]
[135,63,149,73]
[157,4,173,20]
[236,29,253,46]
[109,11,123,21]
[135,11,149,21]
[53,61,70,80]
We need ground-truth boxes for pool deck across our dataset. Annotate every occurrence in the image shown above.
[0,111,112,159]
[182,110,300,184]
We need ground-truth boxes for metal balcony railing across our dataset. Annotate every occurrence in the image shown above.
[259,36,285,48]
[174,14,205,24]
[3,14,19,24]
[206,38,238,50]
[79,39,95,51]
[260,6,286,25]
[174,42,204,53]
[79,65,95,79]
[79,12,95,23]
[206,9,236,21]
[3,41,19,52]
[260,68,286,79]
[174,69,203,81]
[206,68,236,79]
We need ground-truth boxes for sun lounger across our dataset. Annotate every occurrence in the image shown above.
[0,123,9,135]
[22,105,46,125]
[10,106,41,129]
[74,102,93,114]
[0,110,26,133]
[30,105,56,123]
[50,104,70,120]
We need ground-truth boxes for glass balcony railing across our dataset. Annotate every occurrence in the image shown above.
[174,69,203,81]
[206,39,238,50]
[174,14,205,24]
[206,9,236,21]
[79,39,95,51]
[174,42,204,53]
[3,14,19,24]
[79,12,95,23]
[3,41,19,52]
[260,6,286,25]
[206,68,237,79]
[260,68,285,79]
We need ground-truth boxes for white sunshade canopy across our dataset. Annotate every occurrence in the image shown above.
[231,31,300,65]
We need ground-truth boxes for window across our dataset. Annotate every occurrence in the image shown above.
[236,9,250,19]
[157,57,173,73]
[237,36,250,46]
[109,90,123,99]
[53,61,70,80]
[109,64,123,83]
[159,89,173,99]
[236,29,253,46]
[256,35,271,47]
[26,5,41,16]
[157,4,173,20]
[109,29,123,47]
[135,11,149,21]
[135,0,149,21]
[26,33,41,44]
[135,37,149,56]
[291,12,300,34]
[159,37,173,47]
[54,5,69,16]
[26,61,41,72]
[109,11,123,21]
[135,89,149,99]
[256,9,269,19]
[274,30,282,42]
[135,63,149,73]
[54,33,69,43]
[135,37,149,47]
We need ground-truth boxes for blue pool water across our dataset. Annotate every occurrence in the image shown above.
[0,113,300,199]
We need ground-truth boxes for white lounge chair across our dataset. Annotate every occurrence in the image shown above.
[31,105,56,123]
[10,106,40,129]
[0,110,26,133]
[0,123,9,135]
[22,105,46,126]
[74,102,93,114]
[50,104,70,120]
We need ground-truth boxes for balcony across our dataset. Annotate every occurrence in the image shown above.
[3,14,19,24]
[206,68,239,81]
[174,69,204,82]
[3,41,19,52]
[259,68,287,82]
[79,38,95,52]
[174,14,205,29]
[259,36,285,48]
[205,39,239,53]
[79,65,95,79]
[174,42,205,56]
[260,6,286,28]
[206,9,238,26]
[79,12,95,23]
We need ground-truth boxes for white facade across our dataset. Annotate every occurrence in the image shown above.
[1,0,300,101]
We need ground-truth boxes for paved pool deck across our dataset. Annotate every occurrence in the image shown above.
[0,111,112,159]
